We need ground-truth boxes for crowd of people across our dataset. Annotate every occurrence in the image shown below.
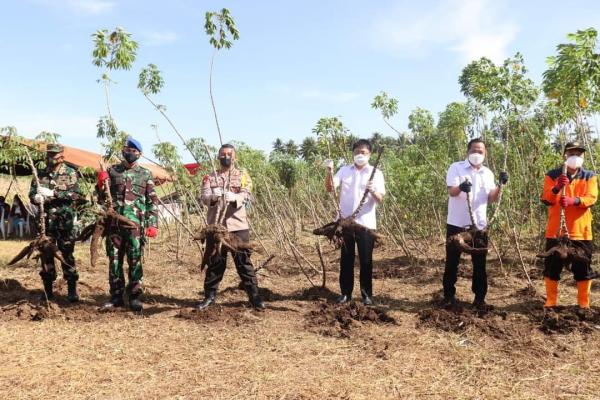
[6,135,598,314]
[0,193,33,239]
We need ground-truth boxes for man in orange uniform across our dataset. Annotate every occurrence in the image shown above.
[541,141,598,308]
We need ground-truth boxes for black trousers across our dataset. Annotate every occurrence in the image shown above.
[544,239,595,281]
[203,230,258,292]
[443,224,489,301]
[339,228,375,297]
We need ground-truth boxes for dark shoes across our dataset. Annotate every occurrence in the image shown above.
[335,294,350,304]
[472,298,488,311]
[361,290,374,306]
[129,297,143,312]
[362,295,374,306]
[195,290,216,311]
[67,280,79,303]
[250,295,266,310]
[441,297,457,308]
[246,286,266,311]
[100,294,125,312]
[41,279,54,301]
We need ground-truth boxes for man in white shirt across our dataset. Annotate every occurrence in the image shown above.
[444,138,508,308]
[325,139,385,305]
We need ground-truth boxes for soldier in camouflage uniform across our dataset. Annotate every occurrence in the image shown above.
[29,143,83,302]
[97,137,159,312]
[196,143,265,311]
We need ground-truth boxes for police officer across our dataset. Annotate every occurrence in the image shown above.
[29,143,83,302]
[196,143,265,310]
[97,136,159,312]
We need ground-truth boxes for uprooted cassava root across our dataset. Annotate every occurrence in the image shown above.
[76,208,138,268]
[536,237,590,265]
[194,224,257,270]
[447,229,489,255]
[8,145,72,269]
[8,235,70,267]
[314,148,385,248]
[313,217,384,248]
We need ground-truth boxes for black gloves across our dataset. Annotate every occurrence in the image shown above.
[459,180,472,193]
[499,171,509,185]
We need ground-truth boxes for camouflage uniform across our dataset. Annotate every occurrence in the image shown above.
[101,162,159,299]
[201,167,259,293]
[29,159,82,284]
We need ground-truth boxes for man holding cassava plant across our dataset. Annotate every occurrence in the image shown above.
[29,143,84,302]
[325,139,385,306]
[196,143,265,311]
[97,137,159,312]
[540,141,597,309]
[444,138,507,309]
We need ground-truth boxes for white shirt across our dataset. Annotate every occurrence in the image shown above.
[333,164,385,229]
[446,159,496,230]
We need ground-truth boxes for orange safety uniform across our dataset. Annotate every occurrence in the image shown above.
[541,167,598,240]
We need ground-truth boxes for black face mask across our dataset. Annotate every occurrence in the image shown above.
[219,156,232,168]
[47,156,61,168]
[122,151,140,164]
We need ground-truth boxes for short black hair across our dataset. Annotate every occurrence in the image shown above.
[467,137,485,150]
[352,139,372,152]
[219,143,236,153]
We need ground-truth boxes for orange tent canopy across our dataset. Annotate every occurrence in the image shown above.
[0,136,173,185]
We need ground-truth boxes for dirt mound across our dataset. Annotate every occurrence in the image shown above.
[534,307,600,335]
[0,278,31,303]
[416,302,527,341]
[293,286,338,301]
[306,301,396,338]
[0,300,59,321]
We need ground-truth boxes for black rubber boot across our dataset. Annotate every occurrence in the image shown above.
[41,279,54,301]
[128,292,143,312]
[67,280,79,303]
[247,286,265,311]
[195,289,216,311]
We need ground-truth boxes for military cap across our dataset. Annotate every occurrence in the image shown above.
[46,143,64,153]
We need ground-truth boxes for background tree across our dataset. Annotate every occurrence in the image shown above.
[91,27,138,159]
[204,8,240,146]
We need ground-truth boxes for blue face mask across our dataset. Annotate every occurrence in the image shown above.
[122,151,140,164]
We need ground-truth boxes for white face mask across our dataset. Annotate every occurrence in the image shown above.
[354,154,370,166]
[566,155,584,169]
[468,152,485,166]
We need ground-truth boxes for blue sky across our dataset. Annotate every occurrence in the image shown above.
[1,0,599,162]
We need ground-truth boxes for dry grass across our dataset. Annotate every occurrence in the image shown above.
[1,233,599,399]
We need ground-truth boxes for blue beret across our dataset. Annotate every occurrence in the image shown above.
[125,136,143,152]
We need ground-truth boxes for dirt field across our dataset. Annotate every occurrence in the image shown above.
[1,236,599,399]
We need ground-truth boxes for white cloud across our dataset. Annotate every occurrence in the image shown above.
[372,0,518,63]
[271,84,359,104]
[141,31,179,47]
